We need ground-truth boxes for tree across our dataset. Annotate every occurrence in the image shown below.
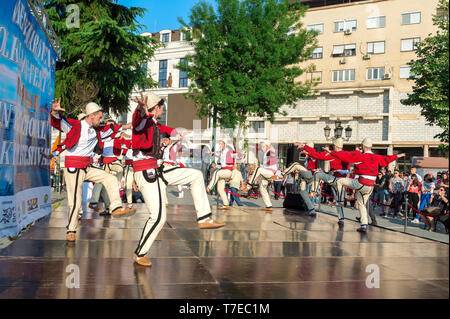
[178,0,317,134]
[44,0,161,116]
[401,0,449,154]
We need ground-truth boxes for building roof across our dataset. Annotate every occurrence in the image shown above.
[412,157,449,169]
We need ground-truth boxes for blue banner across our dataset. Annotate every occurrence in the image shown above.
[0,0,56,238]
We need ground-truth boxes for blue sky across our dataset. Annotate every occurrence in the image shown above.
[118,0,216,33]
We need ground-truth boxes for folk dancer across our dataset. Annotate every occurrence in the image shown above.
[206,141,244,210]
[47,99,135,242]
[247,141,278,212]
[328,137,404,232]
[131,93,224,267]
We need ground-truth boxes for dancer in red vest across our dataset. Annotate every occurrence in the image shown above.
[48,99,135,242]
[89,118,130,215]
[206,141,244,210]
[328,137,404,232]
[131,93,224,267]
[247,141,278,212]
[296,138,350,223]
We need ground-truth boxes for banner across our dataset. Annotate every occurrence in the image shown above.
[0,0,56,238]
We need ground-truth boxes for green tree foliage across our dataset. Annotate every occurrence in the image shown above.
[44,0,161,115]
[178,0,318,130]
[401,0,449,154]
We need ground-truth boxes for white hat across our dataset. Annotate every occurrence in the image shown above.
[77,113,86,120]
[362,137,372,148]
[306,142,314,148]
[146,93,165,108]
[85,102,102,116]
[333,137,344,149]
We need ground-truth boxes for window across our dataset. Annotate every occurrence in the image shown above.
[309,47,323,59]
[367,41,385,54]
[399,66,411,79]
[158,60,168,88]
[307,23,324,34]
[161,33,170,43]
[334,19,357,32]
[402,11,421,25]
[332,69,355,82]
[332,44,356,57]
[344,44,356,56]
[179,58,188,88]
[332,45,345,56]
[367,67,385,80]
[401,37,420,51]
[306,71,322,83]
[249,121,265,134]
[367,16,386,29]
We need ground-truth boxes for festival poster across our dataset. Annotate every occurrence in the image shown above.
[0,0,56,238]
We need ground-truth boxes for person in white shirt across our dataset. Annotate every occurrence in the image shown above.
[206,141,244,210]
[247,141,278,212]
[47,99,135,242]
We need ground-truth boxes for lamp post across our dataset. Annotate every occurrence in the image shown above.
[324,121,352,141]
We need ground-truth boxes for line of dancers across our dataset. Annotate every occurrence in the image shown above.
[46,92,405,267]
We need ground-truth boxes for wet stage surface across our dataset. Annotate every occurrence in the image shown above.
[0,202,448,299]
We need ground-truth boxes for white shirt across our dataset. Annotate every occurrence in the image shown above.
[65,120,114,157]
[263,150,277,172]
[54,114,116,157]
[102,135,116,158]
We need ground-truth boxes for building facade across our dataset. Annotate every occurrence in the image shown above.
[247,0,444,170]
[114,0,444,171]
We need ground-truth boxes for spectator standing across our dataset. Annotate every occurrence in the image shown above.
[388,170,405,218]
[273,170,284,200]
[228,165,244,207]
[371,171,386,216]
[381,168,391,215]
[283,173,295,194]
[406,174,421,220]
[407,167,423,184]
[414,173,436,223]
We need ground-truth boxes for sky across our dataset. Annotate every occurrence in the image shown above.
[118,0,217,33]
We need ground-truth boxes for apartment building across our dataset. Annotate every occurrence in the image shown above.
[246,0,444,170]
[113,0,444,171]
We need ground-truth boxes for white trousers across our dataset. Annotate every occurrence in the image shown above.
[336,178,373,225]
[248,167,275,208]
[135,165,212,257]
[207,169,232,206]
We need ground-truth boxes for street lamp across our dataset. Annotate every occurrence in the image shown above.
[344,125,352,141]
[334,121,343,139]
[323,124,331,140]
[324,121,352,141]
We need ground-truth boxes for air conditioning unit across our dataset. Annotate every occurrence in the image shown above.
[344,29,352,35]
[339,58,346,64]
[383,73,392,79]
[363,54,371,60]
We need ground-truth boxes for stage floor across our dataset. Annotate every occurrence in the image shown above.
[0,200,448,299]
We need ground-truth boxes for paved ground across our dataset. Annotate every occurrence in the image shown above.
[174,187,449,243]
[0,187,447,299]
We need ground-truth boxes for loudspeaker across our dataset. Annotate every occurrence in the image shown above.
[286,144,301,167]
[283,193,308,211]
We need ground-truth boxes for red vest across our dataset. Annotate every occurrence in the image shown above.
[303,145,349,176]
[331,150,398,186]
[132,107,177,171]
[50,113,120,161]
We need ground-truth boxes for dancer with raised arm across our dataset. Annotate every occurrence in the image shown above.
[131,93,224,267]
